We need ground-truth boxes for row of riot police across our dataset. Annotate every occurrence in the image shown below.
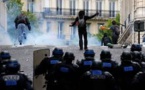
[34,44,145,90]
[0,51,33,90]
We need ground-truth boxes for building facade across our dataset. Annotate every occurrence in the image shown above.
[0,1,7,30]
[118,0,145,44]
[22,0,120,40]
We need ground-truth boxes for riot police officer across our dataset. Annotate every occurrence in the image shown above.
[77,49,96,76]
[34,47,64,76]
[131,51,145,72]
[100,50,118,78]
[117,51,142,90]
[79,61,119,90]
[51,52,79,90]
[130,44,142,52]
[132,71,145,90]
[0,60,33,90]
[0,51,11,74]
[34,48,64,90]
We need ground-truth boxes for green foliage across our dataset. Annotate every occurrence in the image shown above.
[7,0,23,15]
[22,11,38,27]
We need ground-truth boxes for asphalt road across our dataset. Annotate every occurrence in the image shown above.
[1,45,145,90]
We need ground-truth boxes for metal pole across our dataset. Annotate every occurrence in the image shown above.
[138,22,140,44]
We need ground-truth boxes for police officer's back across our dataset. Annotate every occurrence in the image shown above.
[117,51,142,90]
[0,60,33,90]
[77,49,96,76]
[79,62,118,90]
[52,52,79,90]
[34,48,64,76]
[100,50,118,78]
[132,71,145,90]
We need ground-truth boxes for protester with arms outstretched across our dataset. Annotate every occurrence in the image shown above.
[70,10,99,50]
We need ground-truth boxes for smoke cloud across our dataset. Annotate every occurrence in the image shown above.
[0,26,12,45]
[0,23,101,46]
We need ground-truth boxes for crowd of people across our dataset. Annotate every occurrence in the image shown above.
[34,44,145,90]
[0,44,144,90]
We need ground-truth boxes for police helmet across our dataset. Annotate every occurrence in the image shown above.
[131,51,142,61]
[52,48,64,57]
[6,60,20,73]
[131,44,142,52]
[84,49,95,58]
[64,52,75,61]
[100,50,111,60]
[0,51,11,60]
[121,51,132,61]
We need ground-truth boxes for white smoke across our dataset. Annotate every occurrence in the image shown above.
[0,26,12,45]
[25,31,66,46]
[23,29,101,46]
[0,25,101,46]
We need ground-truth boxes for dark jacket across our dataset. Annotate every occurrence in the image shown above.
[72,13,98,32]
[14,14,31,30]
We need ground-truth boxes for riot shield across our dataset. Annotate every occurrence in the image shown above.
[33,49,50,90]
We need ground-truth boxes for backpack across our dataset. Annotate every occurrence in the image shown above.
[104,37,111,44]
[17,15,26,24]
[114,25,120,35]
[78,16,85,27]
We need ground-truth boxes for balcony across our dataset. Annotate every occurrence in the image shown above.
[43,8,120,20]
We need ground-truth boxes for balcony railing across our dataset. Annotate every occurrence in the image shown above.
[43,8,120,18]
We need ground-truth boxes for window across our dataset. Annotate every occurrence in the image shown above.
[58,22,64,39]
[70,0,76,15]
[44,0,49,7]
[71,26,77,39]
[96,1,102,16]
[56,0,62,15]
[83,0,89,15]
[47,22,51,33]
[27,2,33,12]
[109,1,115,17]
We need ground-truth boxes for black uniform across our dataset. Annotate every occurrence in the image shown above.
[51,52,79,90]
[77,49,96,76]
[71,10,99,50]
[0,73,33,90]
[131,51,145,72]
[79,62,119,90]
[132,72,145,90]
[100,50,118,78]
[0,51,11,74]
[116,51,142,90]
[0,60,33,90]
[34,48,64,76]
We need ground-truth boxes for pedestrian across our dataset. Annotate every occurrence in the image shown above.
[101,33,112,46]
[14,12,31,45]
[70,10,99,50]
[110,20,120,44]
